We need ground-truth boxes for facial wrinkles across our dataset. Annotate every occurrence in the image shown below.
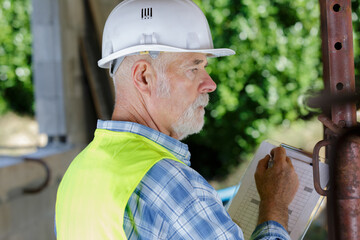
[172,93,209,140]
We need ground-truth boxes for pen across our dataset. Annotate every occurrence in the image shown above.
[267,154,274,168]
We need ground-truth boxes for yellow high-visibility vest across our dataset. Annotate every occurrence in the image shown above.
[55,129,183,239]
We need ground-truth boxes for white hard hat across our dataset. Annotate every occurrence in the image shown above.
[98,0,235,75]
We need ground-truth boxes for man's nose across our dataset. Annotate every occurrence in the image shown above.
[199,73,217,93]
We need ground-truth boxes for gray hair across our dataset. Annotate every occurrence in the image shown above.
[113,53,173,98]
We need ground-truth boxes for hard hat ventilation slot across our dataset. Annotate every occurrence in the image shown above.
[141,8,152,20]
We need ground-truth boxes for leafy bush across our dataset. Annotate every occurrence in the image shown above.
[188,0,325,179]
[0,0,33,114]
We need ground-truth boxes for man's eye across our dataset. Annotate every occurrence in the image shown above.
[191,68,198,73]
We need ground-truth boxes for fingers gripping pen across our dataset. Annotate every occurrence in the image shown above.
[267,154,274,168]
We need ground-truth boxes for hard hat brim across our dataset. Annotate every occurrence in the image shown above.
[98,44,235,69]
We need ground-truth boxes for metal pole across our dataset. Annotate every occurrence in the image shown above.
[333,132,360,239]
[318,0,359,238]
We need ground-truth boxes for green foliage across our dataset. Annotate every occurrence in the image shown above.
[352,0,360,85]
[0,0,33,115]
[187,0,325,179]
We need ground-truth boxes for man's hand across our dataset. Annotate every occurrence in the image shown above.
[254,146,299,230]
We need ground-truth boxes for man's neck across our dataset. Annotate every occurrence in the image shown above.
[111,104,177,138]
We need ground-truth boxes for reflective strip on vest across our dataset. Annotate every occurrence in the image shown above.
[55,129,183,239]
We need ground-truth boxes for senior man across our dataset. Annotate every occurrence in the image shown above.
[55,0,299,239]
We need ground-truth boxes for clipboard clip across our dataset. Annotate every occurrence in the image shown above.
[312,139,331,196]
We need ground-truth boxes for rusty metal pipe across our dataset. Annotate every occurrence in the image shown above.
[321,0,357,126]
[318,0,359,239]
[333,131,360,239]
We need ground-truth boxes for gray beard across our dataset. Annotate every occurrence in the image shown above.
[172,94,209,140]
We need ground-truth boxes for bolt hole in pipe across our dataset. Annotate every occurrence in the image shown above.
[336,82,344,90]
[333,4,341,12]
[335,42,342,50]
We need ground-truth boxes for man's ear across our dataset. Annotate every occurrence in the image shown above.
[131,60,156,96]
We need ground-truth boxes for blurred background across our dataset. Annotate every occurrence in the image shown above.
[1,0,360,239]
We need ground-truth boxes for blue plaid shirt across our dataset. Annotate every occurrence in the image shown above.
[97,120,290,240]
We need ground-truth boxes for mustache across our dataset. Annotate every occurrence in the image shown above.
[192,94,209,108]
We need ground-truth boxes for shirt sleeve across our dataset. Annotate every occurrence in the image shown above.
[161,160,243,239]
[124,159,290,240]
[166,184,244,239]
[250,221,291,240]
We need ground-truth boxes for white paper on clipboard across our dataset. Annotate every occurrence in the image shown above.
[228,140,329,240]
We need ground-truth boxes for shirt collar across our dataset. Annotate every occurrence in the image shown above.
[97,120,191,166]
